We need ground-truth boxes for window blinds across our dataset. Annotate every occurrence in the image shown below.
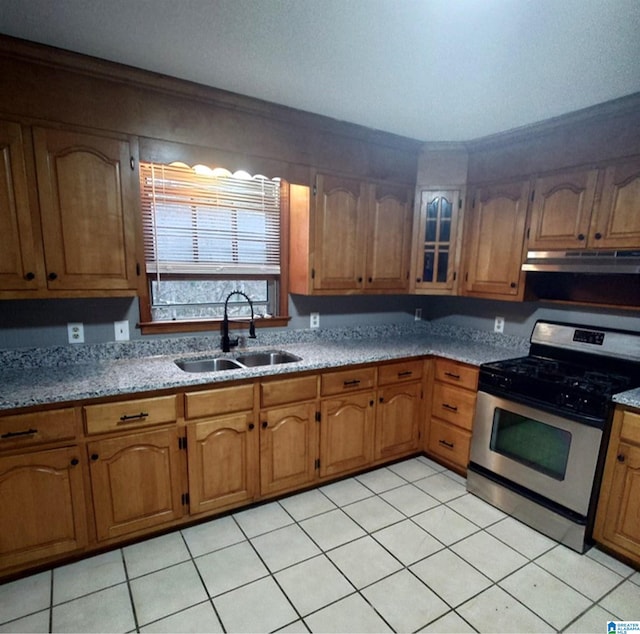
[140,162,281,275]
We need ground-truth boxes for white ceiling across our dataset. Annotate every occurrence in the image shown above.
[0,0,639,142]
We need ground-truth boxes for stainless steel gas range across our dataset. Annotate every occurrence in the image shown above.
[467,320,640,553]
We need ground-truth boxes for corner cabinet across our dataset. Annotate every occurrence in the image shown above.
[594,407,640,566]
[411,189,462,294]
[0,121,141,298]
[462,179,530,301]
[288,175,413,294]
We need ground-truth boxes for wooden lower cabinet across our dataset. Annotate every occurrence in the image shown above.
[0,446,88,569]
[594,408,640,565]
[320,391,375,478]
[426,359,478,473]
[88,426,183,542]
[375,382,421,459]
[186,411,258,515]
[259,402,318,496]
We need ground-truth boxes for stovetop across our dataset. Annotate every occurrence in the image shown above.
[479,321,640,425]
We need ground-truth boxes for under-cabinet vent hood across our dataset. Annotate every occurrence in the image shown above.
[522,250,640,274]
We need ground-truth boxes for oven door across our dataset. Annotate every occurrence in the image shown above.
[469,391,604,516]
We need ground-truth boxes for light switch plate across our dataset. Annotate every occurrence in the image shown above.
[114,320,130,341]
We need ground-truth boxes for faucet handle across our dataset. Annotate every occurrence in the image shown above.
[249,320,256,338]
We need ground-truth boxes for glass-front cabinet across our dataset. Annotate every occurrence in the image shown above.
[411,189,461,294]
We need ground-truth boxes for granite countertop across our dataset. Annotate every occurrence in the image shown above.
[0,324,528,411]
[2,322,638,412]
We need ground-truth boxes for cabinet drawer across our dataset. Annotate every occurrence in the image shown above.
[261,376,317,408]
[321,367,376,396]
[435,359,478,391]
[185,384,254,419]
[620,410,640,445]
[432,383,476,430]
[378,359,423,386]
[0,408,76,450]
[84,395,177,435]
[427,418,471,469]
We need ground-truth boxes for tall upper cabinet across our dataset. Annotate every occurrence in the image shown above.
[411,189,462,293]
[462,180,530,301]
[0,122,140,298]
[289,173,413,295]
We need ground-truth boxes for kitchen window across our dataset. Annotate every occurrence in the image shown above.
[138,161,289,333]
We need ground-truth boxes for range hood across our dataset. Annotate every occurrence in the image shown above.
[522,250,640,274]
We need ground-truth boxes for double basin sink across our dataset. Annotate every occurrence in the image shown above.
[175,350,301,373]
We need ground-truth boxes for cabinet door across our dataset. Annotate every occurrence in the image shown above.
[375,382,421,460]
[88,427,183,541]
[463,180,530,300]
[313,173,367,291]
[365,183,412,291]
[33,127,138,291]
[592,158,640,249]
[186,412,258,515]
[320,392,375,478]
[413,190,460,292]
[527,169,598,249]
[0,121,42,292]
[260,402,317,496]
[594,409,640,564]
[595,440,640,561]
[0,446,88,569]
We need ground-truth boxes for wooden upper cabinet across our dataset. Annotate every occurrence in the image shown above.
[463,180,530,300]
[527,169,598,249]
[313,173,367,291]
[412,189,461,294]
[288,174,413,294]
[592,157,640,249]
[33,127,139,291]
[364,183,412,291]
[0,121,43,292]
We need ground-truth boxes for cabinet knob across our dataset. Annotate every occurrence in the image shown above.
[510,282,517,288]
[379,397,384,403]
[416,278,422,283]
[248,423,255,431]
[577,233,585,241]
[369,400,374,407]
[90,453,99,461]
[357,277,363,283]
[48,272,58,281]
[368,277,373,283]
[70,458,79,466]
[617,453,626,463]
[261,421,268,429]
[24,272,35,281]
[594,232,602,240]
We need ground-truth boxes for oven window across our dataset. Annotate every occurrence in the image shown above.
[490,409,572,480]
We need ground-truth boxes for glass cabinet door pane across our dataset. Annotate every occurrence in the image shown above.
[425,198,438,242]
[423,249,435,282]
[440,198,452,242]
[436,248,449,283]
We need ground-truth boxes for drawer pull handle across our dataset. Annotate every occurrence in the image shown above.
[439,439,455,449]
[119,412,149,423]
[442,403,458,412]
[343,379,361,387]
[1,428,38,439]
[444,372,460,379]
[397,371,413,377]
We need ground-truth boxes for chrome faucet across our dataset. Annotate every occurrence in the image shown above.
[221,291,256,352]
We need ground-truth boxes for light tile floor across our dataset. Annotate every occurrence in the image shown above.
[1,456,638,633]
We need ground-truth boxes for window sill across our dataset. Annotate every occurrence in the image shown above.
[138,316,290,336]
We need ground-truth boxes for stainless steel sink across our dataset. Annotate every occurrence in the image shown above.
[174,350,301,373]
[175,357,244,373]
[235,351,302,367]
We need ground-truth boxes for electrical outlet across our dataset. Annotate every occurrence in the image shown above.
[114,320,130,341]
[494,316,505,333]
[67,322,84,344]
[414,308,422,321]
[310,312,320,329]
